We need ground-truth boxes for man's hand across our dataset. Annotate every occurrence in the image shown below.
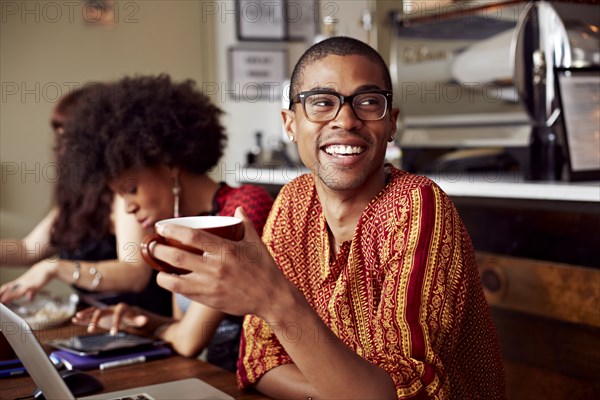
[155,207,291,319]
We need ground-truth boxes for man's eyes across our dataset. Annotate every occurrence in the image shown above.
[308,97,336,107]
[356,96,382,106]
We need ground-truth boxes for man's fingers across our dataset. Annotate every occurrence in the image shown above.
[152,242,206,273]
[156,271,179,293]
[156,268,212,299]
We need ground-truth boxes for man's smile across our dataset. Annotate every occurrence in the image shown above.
[323,144,365,156]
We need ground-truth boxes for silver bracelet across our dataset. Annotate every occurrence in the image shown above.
[89,266,103,291]
[72,261,81,285]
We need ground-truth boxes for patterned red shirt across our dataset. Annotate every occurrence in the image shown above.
[237,166,505,398]
[209,183,273,236]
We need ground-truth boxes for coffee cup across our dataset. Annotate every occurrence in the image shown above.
[140,216,244,275]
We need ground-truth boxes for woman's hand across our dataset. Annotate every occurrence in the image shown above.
[72,303,149,335]
[0,259,57,303]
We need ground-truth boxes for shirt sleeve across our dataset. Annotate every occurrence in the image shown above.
[236,314,292,387]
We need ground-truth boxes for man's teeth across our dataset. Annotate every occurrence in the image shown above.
[324,145,364,155]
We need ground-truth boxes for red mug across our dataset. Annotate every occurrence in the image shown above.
[140,216,244,275]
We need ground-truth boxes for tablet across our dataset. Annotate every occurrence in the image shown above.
[47,332,158,356]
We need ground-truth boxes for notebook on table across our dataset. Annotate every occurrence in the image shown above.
[0,303,234,400]
[50,345,172,370]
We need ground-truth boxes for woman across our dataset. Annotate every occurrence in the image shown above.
[70,75,273,372]
[0,84,170,316]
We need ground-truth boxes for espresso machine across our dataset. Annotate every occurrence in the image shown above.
[390,0,599,181]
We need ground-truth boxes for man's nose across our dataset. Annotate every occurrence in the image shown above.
[332,102,362,130]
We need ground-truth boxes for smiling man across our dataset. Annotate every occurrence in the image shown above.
[155,37,506,399]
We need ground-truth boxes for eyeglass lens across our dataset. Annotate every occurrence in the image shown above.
[303,93,388,122]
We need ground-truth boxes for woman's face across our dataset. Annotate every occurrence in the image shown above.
[110,166,175,230]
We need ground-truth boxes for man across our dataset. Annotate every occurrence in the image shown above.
[155,37,505,399]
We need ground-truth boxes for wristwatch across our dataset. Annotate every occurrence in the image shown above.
[72,261,81,285]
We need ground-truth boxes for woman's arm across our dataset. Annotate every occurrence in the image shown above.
[63,195,153,293]
[0,197,153,302]
[159,299,225,357]
[0,208,57,266]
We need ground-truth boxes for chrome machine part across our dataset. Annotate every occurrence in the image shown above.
[513,0,571,127]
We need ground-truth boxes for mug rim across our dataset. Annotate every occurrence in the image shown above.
[154,215,242,229]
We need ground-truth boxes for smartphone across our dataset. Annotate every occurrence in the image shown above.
[47,332,158,356]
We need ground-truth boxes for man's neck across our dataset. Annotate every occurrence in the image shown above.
[319,193,365,248]
[315,168,388,247]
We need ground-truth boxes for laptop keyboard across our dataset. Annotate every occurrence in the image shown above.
[107,394,156,400]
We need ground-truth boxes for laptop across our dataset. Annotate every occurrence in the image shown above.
[0,303,234,400]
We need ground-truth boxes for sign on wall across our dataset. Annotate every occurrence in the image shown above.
[228,48,288,102]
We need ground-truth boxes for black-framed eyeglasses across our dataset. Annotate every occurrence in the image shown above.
[289,90,393,122]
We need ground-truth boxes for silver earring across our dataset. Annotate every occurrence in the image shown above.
[172,175,180,218]
[388,136,395,142]
[289,135,295,142]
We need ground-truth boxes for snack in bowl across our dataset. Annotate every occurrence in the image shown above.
[8,292,78,330]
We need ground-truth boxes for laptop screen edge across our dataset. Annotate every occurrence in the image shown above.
[0,303,75,400]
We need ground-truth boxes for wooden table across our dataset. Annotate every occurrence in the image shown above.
[0,324,270,400]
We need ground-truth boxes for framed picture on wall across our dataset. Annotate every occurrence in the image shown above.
[228,48,288,101]
[287,0,319,42]
[236,0,287,41]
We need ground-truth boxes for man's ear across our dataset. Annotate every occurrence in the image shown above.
[281,109,296,142]
[388,108,400,136]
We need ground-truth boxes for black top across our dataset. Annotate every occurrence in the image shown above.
[59,234,172,316]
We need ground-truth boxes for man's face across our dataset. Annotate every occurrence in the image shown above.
[283,55,399,192]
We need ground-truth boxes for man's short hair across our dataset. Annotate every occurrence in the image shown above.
[289,36,393,102]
